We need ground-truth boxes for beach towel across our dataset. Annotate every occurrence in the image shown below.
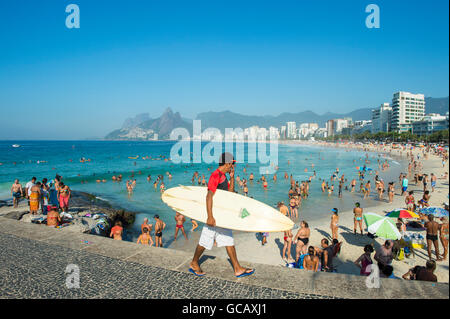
[29,192,39,211]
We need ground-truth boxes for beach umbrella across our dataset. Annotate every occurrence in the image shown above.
[419,207,449,218]
[385,209,419,219]
[367,217,402,240]
[363,212,384,228]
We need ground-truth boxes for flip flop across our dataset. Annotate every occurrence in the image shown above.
[188,268,205,277]
[236,269,255,278]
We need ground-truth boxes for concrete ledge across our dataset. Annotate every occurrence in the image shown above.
[0,217,448,299]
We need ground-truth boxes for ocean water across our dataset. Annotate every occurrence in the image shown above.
[0,140,405,244]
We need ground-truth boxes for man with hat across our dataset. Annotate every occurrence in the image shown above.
[189,152,255,278]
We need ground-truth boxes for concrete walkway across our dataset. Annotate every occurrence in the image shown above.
[0,217,447,299]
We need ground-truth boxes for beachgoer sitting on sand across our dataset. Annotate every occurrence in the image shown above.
[46,206,61,227]
[402,260,437,282]
[303,246,319,272]
[354,244,374,276]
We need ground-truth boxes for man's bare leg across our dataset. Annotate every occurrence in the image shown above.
[433,240,443,261]
[190,245,206,275]
[225,246,253,276]
[427,239,433,259]
[174,228,178,241]
[181,228,188,240]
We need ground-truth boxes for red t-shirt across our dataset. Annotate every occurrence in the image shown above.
[207,169,229,193]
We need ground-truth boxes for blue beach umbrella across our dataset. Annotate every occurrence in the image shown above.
[419,207,449,218]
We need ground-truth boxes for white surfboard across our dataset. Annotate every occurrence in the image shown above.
[161,186,294,232]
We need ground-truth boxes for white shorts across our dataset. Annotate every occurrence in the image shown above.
[199,225,234,250]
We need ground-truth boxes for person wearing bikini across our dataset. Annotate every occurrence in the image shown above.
[289,196,298,219]
[110,221,123,240]
[174,212,188,241]
[419,191,431,208]
[58,182,71,213]
[303,246,319,272]
[439,217,449,261]
[330,208,339,240]
[354,244,374,276]
[353,203,364,235]
[11,179,23,208]
[282,229,294,263]
[137,227,154,246]
[154,215,166,247]
[405,191,415,211]
[388,182,395,203]
[294,221,310,262]
[425,215,443,261]
[141,217,152,235]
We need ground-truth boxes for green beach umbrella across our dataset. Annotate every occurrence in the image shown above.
[363,212,384,228]
[367,217,402,240]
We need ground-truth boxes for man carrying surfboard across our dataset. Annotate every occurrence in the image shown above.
[189,152,255,278]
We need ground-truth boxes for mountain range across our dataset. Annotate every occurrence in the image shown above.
[105,96,449,140]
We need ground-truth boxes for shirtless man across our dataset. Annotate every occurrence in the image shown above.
[278,202,289,217]
[46,206,61,227]
[110,221,123,240]
[294,221,310,261]
[303,246,319,272]
[425,215,442,261]
[141,218,152,235]
[174,212,188,241]
[154,215,166,247]
[137,228,154,246]
[11,179,23,208]
[353,202,363,235]
[430,173,437,192]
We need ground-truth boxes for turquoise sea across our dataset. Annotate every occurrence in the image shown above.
[0,140,405,244]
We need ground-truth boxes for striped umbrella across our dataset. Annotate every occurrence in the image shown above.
[386,209,419,219]
[367,217,402,240]
[363,212,384,228]
[419,207,449,218]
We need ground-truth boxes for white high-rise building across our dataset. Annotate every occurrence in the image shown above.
[286,122,297,139]
[269,126,280,140]
[372,103,392,133]
[391,91,425,133]
[280,126,287,139]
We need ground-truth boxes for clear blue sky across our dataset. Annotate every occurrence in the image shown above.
[0,0,448,139]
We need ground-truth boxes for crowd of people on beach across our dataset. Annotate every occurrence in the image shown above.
[10,174,71,227]
[8,142,449,283]
[270,143,449,283]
